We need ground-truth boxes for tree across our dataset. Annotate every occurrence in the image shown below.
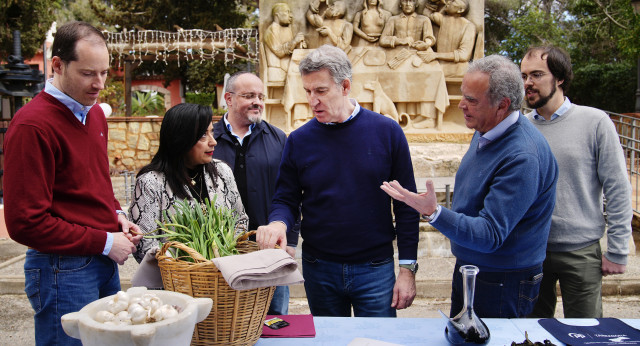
[87,0,255,92]
[89,0,249,32]
[55,0,114,31]
[484,0,639,113]
[0,0,60,62]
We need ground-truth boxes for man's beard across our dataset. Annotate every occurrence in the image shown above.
[248,109,262,124]
[526,80,557,109]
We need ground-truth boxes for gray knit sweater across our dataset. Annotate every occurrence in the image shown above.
[527,104,632,265]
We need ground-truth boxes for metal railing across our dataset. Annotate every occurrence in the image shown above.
[609,112,640,214]
[119,170,136,207]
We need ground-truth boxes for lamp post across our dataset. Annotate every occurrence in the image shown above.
[633,0,640,112]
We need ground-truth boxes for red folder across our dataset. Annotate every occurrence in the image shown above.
[261,314,316,338]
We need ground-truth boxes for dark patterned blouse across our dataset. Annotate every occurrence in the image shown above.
[129,160,248,263]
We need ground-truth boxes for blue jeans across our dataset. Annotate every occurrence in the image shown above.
[449,261,543,318]
[268,286,290,315]
[301,252,396,317]
[24,249,121,346]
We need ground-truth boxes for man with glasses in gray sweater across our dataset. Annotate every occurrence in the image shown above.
[521,45,632,318]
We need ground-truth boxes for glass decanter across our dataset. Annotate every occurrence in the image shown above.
[444,265,490,345]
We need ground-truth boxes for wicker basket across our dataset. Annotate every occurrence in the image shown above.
[156,236,275,345]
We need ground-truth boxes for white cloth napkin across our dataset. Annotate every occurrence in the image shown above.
[211,249,304,290]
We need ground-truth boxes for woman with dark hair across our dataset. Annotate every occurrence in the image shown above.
[129,103,248,263]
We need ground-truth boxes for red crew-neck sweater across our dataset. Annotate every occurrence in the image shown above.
[4,91,121,255]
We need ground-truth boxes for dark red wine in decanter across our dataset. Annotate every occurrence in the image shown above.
[444,265,490,345]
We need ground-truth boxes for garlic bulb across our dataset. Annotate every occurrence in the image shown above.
[115,310,132,325]
[95,291,180,325]
[115,291,130,305]
[151,304,179,322]
[130,306,148,325]
[161,305,178,319]
[147,297,163,314]
[94,310,115,323]
[127,303,144,315]
[106,298,128,314]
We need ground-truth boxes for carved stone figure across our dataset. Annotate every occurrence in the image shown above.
[421,0,476,77]
[306,0,353,52]
[379,0,435,52]
[352,0,392,46]
[258,0,485,139]
[264,3,307,83]
[363,78,402,122]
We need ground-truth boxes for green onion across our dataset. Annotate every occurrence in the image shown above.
[145,195,244,261]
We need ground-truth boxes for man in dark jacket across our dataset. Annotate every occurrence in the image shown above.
[213,71,298,315]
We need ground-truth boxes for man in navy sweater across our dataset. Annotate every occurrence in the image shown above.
[257,45,420,317]
[381,55,558,318]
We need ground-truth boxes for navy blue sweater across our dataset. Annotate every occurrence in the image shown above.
[269,108,419,263]
[432,114,558,270]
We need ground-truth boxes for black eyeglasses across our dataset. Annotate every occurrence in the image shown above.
[228,92,265,101]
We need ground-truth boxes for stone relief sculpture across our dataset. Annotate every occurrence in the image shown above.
[259,0,484,138]
[264,3,308,83]
[422,0,476,77]
[306,0,354,52]
[379,0,435,52]
[363,79,406,123]
[352,0,392,46]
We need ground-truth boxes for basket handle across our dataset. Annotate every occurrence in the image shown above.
[236,230,280,249]
[159,241,208,262]
[236,230,256,242]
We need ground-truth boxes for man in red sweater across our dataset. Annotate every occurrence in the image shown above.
[3,21,141,345]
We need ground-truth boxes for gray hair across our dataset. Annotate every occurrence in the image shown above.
[299,45,352,85]
[225,71,254,93]
[467,55,524,112]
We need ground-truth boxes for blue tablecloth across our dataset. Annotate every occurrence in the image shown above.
[256,317,640,345]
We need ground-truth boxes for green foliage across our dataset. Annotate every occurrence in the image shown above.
[567,0,639,64]
[89,0,249,32]
[55,0,113,30]
[485,0,639,113]
[184,60,246,94]
[567,62,637,114]
[212,108,227,117]
[99,78,125,116]
[85,0,253,93]
[185,92,217,106]
[499,5,570,62]
[0,0,60,62]
[131,90,165,116]
[149,196,244,260]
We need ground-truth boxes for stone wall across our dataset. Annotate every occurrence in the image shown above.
[107,117,162,173]
[105,117,468,181]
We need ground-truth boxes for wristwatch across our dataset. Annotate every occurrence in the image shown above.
[422,205,441,222]
[399,262,419,274]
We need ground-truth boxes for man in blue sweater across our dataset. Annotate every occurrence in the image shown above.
[381,55,558,318]
[257,45,420,317]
